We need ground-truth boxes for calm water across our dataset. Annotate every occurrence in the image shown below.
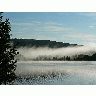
[13,61,96,85]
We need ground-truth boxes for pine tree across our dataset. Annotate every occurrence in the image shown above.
[0,12,19,85]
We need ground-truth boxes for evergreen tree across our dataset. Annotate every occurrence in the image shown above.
[0,12,19,85]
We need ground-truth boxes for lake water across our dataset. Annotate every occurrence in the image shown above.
[13,61,96,85]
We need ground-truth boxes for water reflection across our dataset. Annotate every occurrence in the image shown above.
[11,61,96,85]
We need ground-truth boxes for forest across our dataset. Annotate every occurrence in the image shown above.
[10,38,83,48]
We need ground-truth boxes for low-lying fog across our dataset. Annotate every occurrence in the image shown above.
[15,43,96,60]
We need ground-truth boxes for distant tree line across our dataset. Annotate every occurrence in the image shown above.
[34,53,96,61]
[73,53,96,61]
[10,38,82,48]
[15,53,96,61]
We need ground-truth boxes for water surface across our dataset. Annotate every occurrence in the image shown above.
[13,61,96,85]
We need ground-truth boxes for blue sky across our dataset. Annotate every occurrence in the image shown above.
[2,12,96,45]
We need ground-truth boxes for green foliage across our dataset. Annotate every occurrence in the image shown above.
[0,13,19,85]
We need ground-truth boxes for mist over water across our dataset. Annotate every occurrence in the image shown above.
[16,43,96,60]
[12,43,96,85]
[14,61,96,85]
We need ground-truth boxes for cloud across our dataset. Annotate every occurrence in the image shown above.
[11,21,63,27]
[11,21,75,34]
[11,21,41,26]
[34,26,74,33]
[66,34,96,41]
[89,26,94,28]
[11,22,35,27]
[44,22,63,26]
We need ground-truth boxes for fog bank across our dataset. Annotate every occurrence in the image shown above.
[15,43,96,60]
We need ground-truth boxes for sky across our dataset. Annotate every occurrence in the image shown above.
[2,12,96,45]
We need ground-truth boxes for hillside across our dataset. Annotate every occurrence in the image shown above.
[10,38,83,48]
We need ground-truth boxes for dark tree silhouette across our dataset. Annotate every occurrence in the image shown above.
[0,12,19,85]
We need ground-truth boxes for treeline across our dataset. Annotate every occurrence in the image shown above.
[15,53,96,61]
[10,38,82,48]
[73,53,96,61]
[34,53,96,61]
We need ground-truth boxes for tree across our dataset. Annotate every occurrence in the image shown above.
[0,12,19,85]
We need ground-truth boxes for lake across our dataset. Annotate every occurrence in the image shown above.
[12,61,96,85]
